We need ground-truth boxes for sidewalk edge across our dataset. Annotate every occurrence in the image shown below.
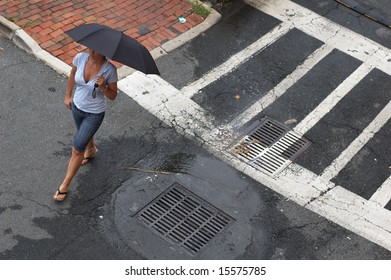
[0,16,72,76]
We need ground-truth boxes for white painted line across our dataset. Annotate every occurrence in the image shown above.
[118,72,216,142]
[222,151,328,206]
[244,0,391,75]
[228,44,334,130]
[180,21,292,98]
[307,185,391,251]
[369,176,391,207]
[294,62,374,135]
[321,100,391,181]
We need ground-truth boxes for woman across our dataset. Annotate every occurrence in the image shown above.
[53,49,118,202]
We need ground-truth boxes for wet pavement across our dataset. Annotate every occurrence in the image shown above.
[2,1,391,260]
[293,0,391,49]
[335,0,391,28]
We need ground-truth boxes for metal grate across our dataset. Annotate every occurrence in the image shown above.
[136,183,235,255]
[230,117,311,178]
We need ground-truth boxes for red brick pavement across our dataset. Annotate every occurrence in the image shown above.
[0,0,204,66]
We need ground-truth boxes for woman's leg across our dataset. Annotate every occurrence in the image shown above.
[85,138,95,153]
[54,104,104,201]
[54,147,84,201]
[81,137,98,165]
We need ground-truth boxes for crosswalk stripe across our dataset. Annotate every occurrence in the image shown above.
[320,99,391,181]
[228,44,334,130]
[244,0,391,75]
[370,176,391,207]
[294,62,374,135]
[180,21,292,98]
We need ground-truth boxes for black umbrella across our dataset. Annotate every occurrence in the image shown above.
[65,23,160,75]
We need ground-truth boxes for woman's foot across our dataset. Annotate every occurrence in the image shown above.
[81,147,98,165]
[53,187,68,202]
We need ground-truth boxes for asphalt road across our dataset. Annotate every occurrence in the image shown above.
[1,0,391,261]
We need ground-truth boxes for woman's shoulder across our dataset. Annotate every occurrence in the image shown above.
[106,60,117,70]
[105,60,118,75]
[104,60,118,82]
[73,52,89,66]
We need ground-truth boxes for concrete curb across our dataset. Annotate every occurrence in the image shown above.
[0,15,19,39]
[0,2,221,79]
[0,16,72,76]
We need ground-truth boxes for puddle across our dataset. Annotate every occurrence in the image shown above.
[9,204,23,210]
[158,153,196,174]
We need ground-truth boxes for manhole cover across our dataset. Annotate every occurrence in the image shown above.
[230,117,311,178]
[136,183,235,255]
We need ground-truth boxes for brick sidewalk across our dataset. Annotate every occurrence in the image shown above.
[0,0,204,66]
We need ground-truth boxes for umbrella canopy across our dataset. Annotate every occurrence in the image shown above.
[65,23,160,75]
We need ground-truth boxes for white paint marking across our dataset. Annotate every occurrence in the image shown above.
[118,72,216,142]
[244,0,391,75]
[228,44,334,129]
[294,62,374,135]
[370,176,391,207]
[320,100,391,181]
[180,21,292,98]
[308,186,391,251]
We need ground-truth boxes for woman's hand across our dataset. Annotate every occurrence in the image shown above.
[96,74,105,88]
[64,96,72,110]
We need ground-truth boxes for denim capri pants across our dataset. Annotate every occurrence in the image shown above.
[71,102,105,153]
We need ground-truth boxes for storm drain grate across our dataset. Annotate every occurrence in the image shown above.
[230,117,311,178]
[136,183,235,255]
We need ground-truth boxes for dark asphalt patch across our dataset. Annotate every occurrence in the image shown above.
[0,216,137,260]
[296,68,391,175]
[332,118,391,200]
[386,200,391,211]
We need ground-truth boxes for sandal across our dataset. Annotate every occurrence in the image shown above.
[81,148,98,165]
[53,188,68,202]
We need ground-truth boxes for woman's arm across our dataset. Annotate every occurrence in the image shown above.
[101,82,118,101]
[64,65,77,109]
